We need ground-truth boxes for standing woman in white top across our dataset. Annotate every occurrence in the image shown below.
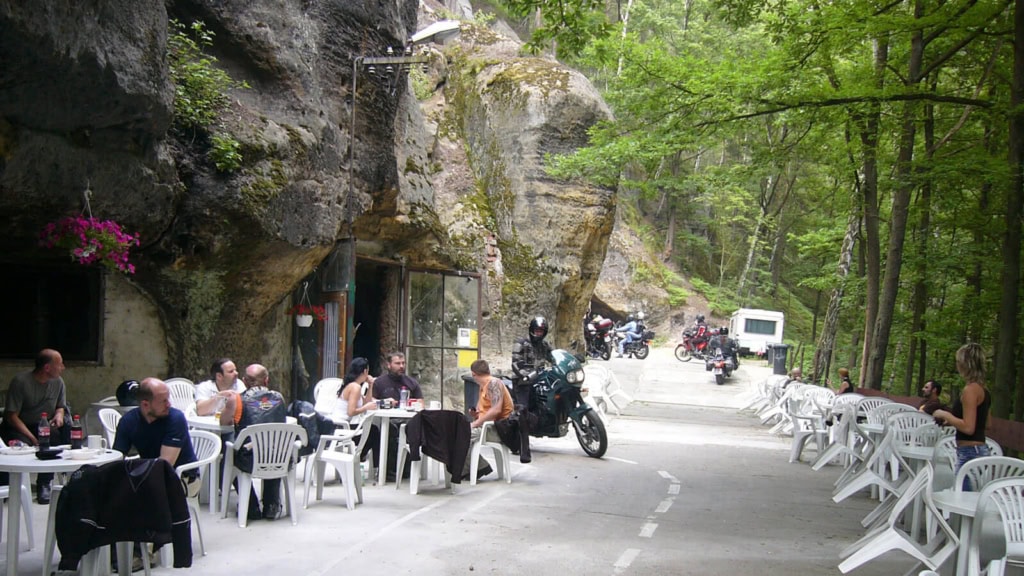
[334,357,380,468]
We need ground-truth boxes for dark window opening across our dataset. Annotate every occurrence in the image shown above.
[0,265,103,362]
[744,318,777,336]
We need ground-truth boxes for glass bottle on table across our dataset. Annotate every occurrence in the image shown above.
[70,414,84,449]
[38,412,51,450]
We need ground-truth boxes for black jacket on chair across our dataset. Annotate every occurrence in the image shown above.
[56,458,192,569]
[405,410,471,484]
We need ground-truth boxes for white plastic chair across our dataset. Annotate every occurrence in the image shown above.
[98,408,122,447]
[970,477,1024,576]
[313,378,345,418]
[955,456,1024,493]
[470,421,511,485]
[838,463,959,573]
[395,422,452,494]
[177,430,220,555]
[0,438,33,550]
[221,423,307,527]
[581,364,632,417]
[303,421,371,510]
[165,378,196,413]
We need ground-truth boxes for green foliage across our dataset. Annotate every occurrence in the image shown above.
[168,19,249,173]
[498,0,614,57]
[209,133,243,172]
[409,67,433,101]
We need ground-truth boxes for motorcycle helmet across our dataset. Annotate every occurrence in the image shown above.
[627,314,635,323]
[529,316,549,344]
[637,312,645,320]
[116,379,140,406]
[696,314,705,323]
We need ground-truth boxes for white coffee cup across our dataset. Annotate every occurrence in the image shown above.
[87,435,108,450]
[429,400,441,410]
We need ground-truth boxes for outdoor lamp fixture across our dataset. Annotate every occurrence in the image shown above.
[342,20,461,363]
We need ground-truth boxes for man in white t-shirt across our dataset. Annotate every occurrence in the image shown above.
[195,358,245,425]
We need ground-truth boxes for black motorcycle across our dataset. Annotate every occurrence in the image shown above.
[584,316,614,361]
[613,327,654,360]
[704,331,740,385]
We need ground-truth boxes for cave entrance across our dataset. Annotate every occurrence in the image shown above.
[291,245,482,409]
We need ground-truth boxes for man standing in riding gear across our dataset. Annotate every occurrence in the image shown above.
[616,314,640,358]
[510,317,551,463]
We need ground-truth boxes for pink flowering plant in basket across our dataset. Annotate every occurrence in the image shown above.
[39,216,141,274]
[285,304,327,322]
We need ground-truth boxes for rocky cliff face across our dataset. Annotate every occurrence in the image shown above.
[0,0,614,384]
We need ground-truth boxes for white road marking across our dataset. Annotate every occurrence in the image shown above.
[668,484,680,495]
[604,456,638,464]
[639,522,658,538]
[655,497,673,514]
[614,548,642,571]
[658,470,679,482]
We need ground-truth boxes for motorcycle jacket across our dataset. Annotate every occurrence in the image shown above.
[512,337,553,379]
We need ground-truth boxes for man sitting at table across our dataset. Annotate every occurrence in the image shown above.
[918,380,948,415]
[113,378,200,495]
[230,363,288,521]
[373,351,423,481]
[195,358,244,427]
[462,359,532,480]
[1,348,70,503]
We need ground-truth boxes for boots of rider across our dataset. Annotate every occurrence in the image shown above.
[517,407,535,464]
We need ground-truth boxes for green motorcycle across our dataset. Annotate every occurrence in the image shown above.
[525,348,608,458]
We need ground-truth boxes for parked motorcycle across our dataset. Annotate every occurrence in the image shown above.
[674,327,715,362]
[612,328,654,360]
[584,315,614,361]
[523,348,608,458]
[704,331,739,385]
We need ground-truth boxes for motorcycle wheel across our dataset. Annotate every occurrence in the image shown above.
[600,347,611,361]
[715,373,725,385]
[634,344,650,360]
[674,345,692,362]
[574,410,608,458]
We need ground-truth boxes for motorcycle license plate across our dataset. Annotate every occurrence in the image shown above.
[603,335,610,342]
[712,367,723,375]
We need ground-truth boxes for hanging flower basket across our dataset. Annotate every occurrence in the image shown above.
[39,216,140,274]
[286,304,326,326]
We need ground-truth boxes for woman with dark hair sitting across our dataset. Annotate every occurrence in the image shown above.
[332,357,380,469]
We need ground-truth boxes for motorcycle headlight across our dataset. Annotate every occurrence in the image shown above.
[567,370,578,384]
[568,369,585,385]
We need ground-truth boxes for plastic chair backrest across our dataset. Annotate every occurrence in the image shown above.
[867,402,916,426]
[234,423,307,479]
[887,411,935,444]
[98,408,122,446]
[856,397,892,419]
[913,423,942,447]
[935,436,958,469]
[885,462,933,525]
[974,477,1024,560]
[313,378,345,415]
[988,437,1004,457]
[804,387,836,411]
[165,378,196,412]
[955,456,1024,493]
[189,429,222,467]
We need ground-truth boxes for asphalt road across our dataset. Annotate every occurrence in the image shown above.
[14,347,915,576]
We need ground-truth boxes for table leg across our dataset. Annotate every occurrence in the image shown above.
[209,455,220,514]
[6,471,23,576]
[378,416,390,487]
[955,516,972,576]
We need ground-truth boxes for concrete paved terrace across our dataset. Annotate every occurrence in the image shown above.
[6,350,912,575]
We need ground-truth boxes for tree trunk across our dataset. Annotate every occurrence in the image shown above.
[858,37,887,388]
[905,100,935,396]
[866,11,923,390]
[813,211,859,384]
[1003,0,1024,420]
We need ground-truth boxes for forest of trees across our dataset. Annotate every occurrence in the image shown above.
[489,0,1023,417]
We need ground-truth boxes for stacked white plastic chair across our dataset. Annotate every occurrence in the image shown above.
[970,477,1024,576]
[811,394,864,470]
[837,463,959,574]
[787,386,836,463]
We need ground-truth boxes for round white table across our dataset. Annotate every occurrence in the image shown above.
[0,447,123,576]
[368,409,418,486]
[933,490,981,576]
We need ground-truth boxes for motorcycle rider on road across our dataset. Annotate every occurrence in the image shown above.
[616,314,641,358]
[511,317,551,461]
[691,314,710,351]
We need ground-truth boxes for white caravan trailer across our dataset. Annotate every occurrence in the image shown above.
[729,308,785,356]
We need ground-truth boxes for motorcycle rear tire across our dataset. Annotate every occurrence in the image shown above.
[634,345,650,360]
[600,348,611,361]
[715,373,725,385]
[674,345,692,362]
[573,410,608,458]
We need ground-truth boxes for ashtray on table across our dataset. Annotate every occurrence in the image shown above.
[35,448,64,460]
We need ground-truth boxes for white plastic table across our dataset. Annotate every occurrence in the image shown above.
[186,414,234,434]
[932,489,981,576]
[368,409,418,486]
[0,447,123,576]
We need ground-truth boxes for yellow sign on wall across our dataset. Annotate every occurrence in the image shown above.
[457,349,478,368]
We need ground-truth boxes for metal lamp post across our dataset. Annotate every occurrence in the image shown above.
[343,21,460,367]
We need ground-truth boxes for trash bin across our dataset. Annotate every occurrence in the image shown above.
[768,343,790,375]
[462,374,478,414]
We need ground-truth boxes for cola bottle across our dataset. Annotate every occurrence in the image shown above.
[70,414,84,449]
[38,413,51,450]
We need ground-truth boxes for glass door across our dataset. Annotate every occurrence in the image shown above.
[405,271,480,410]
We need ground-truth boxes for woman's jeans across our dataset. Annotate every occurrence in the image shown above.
[955,444,990,491]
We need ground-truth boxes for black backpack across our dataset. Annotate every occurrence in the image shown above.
[288,400,335,457]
